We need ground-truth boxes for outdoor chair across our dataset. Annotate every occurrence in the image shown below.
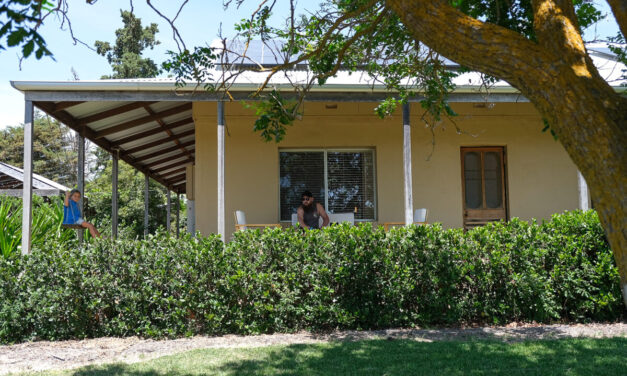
[291,212,355,227]
[234,210,281,231]
[383,208,429,231]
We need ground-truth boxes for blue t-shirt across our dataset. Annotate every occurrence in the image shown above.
[63,200,82,224]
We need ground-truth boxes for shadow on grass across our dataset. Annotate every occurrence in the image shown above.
[68,338,627,376]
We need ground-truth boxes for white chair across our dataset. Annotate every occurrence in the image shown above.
[291,212,355,227]
[234,210,281,231]
[384,208,429,231]
[328,212,355,225]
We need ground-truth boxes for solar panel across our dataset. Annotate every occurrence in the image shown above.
[213,39,461,68]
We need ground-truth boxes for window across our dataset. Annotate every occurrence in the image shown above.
[279,149,376,221]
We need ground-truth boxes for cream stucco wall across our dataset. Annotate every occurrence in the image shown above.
[193,101,580,239]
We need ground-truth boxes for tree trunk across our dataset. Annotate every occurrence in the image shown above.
[387,0,627,308]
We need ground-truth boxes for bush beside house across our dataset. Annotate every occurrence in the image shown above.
[0,210,622,344]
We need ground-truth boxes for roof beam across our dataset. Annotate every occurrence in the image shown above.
[123,129,195,155]
[33,101,175,190]
[77,101,157,125]
[158,167,186,178]
[167,174,186,184]
[145,153,193,169]
[111,117,193,147]
[141,104,195,162]
[152,159,193,173]
[94,103,192,139]
[134,140,195,162]
[172,180,186,190]
[51,101,84,112]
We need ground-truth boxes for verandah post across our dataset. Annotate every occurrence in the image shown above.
[21,100,34,255]
[112,150,119,239]
[166,188,171,234]
[77,134,85,243]
[176,192,180,238]
[144,174,149,237]
[577,170,590,210]
[402,102,414,225]
[217,101,225,241]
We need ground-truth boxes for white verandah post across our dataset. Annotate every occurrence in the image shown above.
[402,102,414,225]
[21,100,34,255]
[217,101,226,240]
[577,170,590,210]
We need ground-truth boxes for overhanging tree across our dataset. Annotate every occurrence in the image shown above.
[161,0,627,307]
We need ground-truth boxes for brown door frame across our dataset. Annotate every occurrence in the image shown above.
[460,146,509,229]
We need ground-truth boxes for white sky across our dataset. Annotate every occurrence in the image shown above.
[0,0,621,130]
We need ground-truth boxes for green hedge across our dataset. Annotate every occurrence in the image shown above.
[0,210,622,343]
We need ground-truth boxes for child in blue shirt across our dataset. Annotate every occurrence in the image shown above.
[64,189,101,238]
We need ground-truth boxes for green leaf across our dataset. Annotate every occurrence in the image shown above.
[22,39,34,57]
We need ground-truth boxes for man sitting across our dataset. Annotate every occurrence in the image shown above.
[297,190,330,230]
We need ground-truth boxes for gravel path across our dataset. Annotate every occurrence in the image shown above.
[1,323,625,375]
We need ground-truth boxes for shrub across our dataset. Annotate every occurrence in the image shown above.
[0,210,622,344]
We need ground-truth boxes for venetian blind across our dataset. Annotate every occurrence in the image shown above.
[327,151,375,220]
[279,151,325,221]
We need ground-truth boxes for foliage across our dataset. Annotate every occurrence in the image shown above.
[0,0,55,59]
[0,210,621,344]
[244,90,301,142]
[0,195,76,258]
[0,111,77,187]
[85,159,186,239]
[94,10,160,79]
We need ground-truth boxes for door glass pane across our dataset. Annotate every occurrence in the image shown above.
[279,152,325,221]
[484,151,502,208]
[464,152,482,209]
[327,151,376,220]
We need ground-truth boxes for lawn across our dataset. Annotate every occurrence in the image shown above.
[19,337,627,376]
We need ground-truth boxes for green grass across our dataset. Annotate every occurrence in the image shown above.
[20,337,627,376]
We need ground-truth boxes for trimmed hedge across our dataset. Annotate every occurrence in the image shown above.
[0,210,622,343]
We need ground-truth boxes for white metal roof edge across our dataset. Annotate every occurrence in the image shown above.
[11,79,625,95]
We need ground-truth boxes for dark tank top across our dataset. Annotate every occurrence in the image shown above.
[302,204,320,229]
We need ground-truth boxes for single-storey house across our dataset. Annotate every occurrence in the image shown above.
[11,43,625,248]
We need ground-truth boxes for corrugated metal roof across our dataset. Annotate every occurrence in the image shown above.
[0,162,71,193]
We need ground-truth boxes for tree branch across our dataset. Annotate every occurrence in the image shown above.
[606,0,627,40]
[385,0,548,92]
[531,0,589,70]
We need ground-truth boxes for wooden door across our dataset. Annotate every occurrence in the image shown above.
[460,147,508,229]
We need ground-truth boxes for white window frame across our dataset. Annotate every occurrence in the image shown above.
[278,148,378,222]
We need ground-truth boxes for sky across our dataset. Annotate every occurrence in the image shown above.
[0,0,621,130]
